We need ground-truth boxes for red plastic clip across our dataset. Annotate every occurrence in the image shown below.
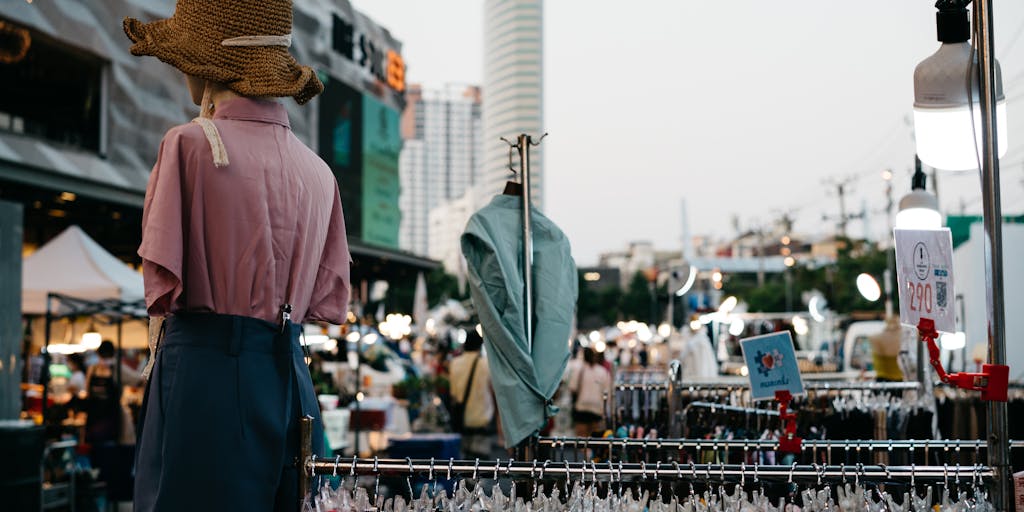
[917,318,1009,402]
[774,390,802,454]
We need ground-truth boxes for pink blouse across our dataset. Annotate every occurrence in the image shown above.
[138,97,350,324]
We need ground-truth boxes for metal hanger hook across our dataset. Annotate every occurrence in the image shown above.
[447,458,454,481]
[528,132,549,146]
[332,454,340,478]
[309,454,317,478]
[473,458,480,481]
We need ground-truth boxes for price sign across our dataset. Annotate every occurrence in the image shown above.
[740,331,805,401]
[894,228,955,333]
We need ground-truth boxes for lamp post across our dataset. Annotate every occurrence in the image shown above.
[912,1,1010,508]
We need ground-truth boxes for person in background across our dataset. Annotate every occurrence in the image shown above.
[66,353,87,398]
[449,329,496,458]
[568,347,611,438]
[84,341,120,445]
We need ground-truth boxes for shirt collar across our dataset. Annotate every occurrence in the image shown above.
[214,97,290,128]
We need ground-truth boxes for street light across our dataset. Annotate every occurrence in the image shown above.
[913,0,1006,171]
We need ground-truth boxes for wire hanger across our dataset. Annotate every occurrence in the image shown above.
[500,136,523,196]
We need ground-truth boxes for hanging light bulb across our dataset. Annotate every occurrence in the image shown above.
[81,321,102,350]
[896,158,942,230]
[913,0,1007,171]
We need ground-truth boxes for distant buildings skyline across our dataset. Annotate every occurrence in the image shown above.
[399,84,483,257]
[482,0,544,209]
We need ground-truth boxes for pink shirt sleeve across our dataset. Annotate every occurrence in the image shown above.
[138,128,187,317]
[305,186,352,324]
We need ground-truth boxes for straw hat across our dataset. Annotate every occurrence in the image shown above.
[123,0,323,105]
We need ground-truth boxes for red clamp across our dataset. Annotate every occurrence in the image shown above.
[918,318,1010,402]
[774,390,802,454]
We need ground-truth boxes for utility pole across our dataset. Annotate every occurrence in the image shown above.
[822,176,861,238]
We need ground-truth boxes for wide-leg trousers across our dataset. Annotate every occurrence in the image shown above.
[133,312,323,511]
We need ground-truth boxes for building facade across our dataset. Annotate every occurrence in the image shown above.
[399,84,483,257]
[482,0,544,209]
[0,0,436,309]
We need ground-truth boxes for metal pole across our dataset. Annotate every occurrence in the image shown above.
[974,2,1010,511]
[41,294,52,427]
[518,133,534,352]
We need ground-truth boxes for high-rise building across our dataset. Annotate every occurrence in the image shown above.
[399,84,483,256]
[482,0,544,209]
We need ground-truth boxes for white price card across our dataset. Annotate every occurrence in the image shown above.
[893,228,955,333]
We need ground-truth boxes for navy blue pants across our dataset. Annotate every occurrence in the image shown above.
[134,313,323,511]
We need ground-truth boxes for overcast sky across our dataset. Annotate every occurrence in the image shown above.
[352,0,1024,265]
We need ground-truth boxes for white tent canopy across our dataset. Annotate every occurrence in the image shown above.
[22,225,144,315]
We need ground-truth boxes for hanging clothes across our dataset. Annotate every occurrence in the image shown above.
[461,195,578,447]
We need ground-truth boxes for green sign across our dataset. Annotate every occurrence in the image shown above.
[360,95,402,248]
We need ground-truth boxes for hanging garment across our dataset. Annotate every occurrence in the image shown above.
[679,330,718,380]
[461,195,578,447]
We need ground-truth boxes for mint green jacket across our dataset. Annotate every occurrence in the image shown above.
[461,195,578,448]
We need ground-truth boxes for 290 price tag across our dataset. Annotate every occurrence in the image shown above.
[894,229,955,333]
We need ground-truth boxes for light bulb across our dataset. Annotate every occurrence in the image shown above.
[895,207,943,230]
[940,331,966,351]
[856,274,881,302]
[913,40,1008,171]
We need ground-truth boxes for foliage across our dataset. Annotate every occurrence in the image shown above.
[725,238,895,314]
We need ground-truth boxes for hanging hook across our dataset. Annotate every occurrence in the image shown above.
[493,459,501,481]
[473,458,480,481]
[333,454,340,478]
[788,462,797,484]
[943,463,950,489]
[309,454,317,478]
[911,463,916,489]
[372,456,380,506]
[563,460,571,497]
[406,457,415,498]
[528,133,549,146]
[506,458,515,479]
[447,458,454,482]
[500,137,519,176]
[741,462,747,488]
[428,457,435,482]
[641,460,648,481]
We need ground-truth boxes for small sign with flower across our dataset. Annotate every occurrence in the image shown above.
[740,331,805,401]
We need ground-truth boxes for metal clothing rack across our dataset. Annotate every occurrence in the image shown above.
[538,436,1024,452]
[303,456,994,485]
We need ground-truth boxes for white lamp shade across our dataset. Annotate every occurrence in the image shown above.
[913,42,1008,171]
[913,101,1007,171]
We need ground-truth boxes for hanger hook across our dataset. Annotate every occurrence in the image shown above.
[789,462,797,484]
[564,460,571,497]
[448,458,454,481]
[911,463,916,489]
[349,456,356,478]
[309,454,316,478]
[473,458,480,481]
[500,137,519,176]
[507,458,514,478]
[741,462,747,488]
[494,459,501,481]
[528,133,549,146]
[372,456,380,507]
[333,454,340,478]
[641,460,648,481]
[428,457,434,482]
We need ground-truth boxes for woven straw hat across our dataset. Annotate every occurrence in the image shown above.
[123,0,323,105]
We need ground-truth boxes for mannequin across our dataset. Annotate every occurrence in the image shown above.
[869,316,904,382]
